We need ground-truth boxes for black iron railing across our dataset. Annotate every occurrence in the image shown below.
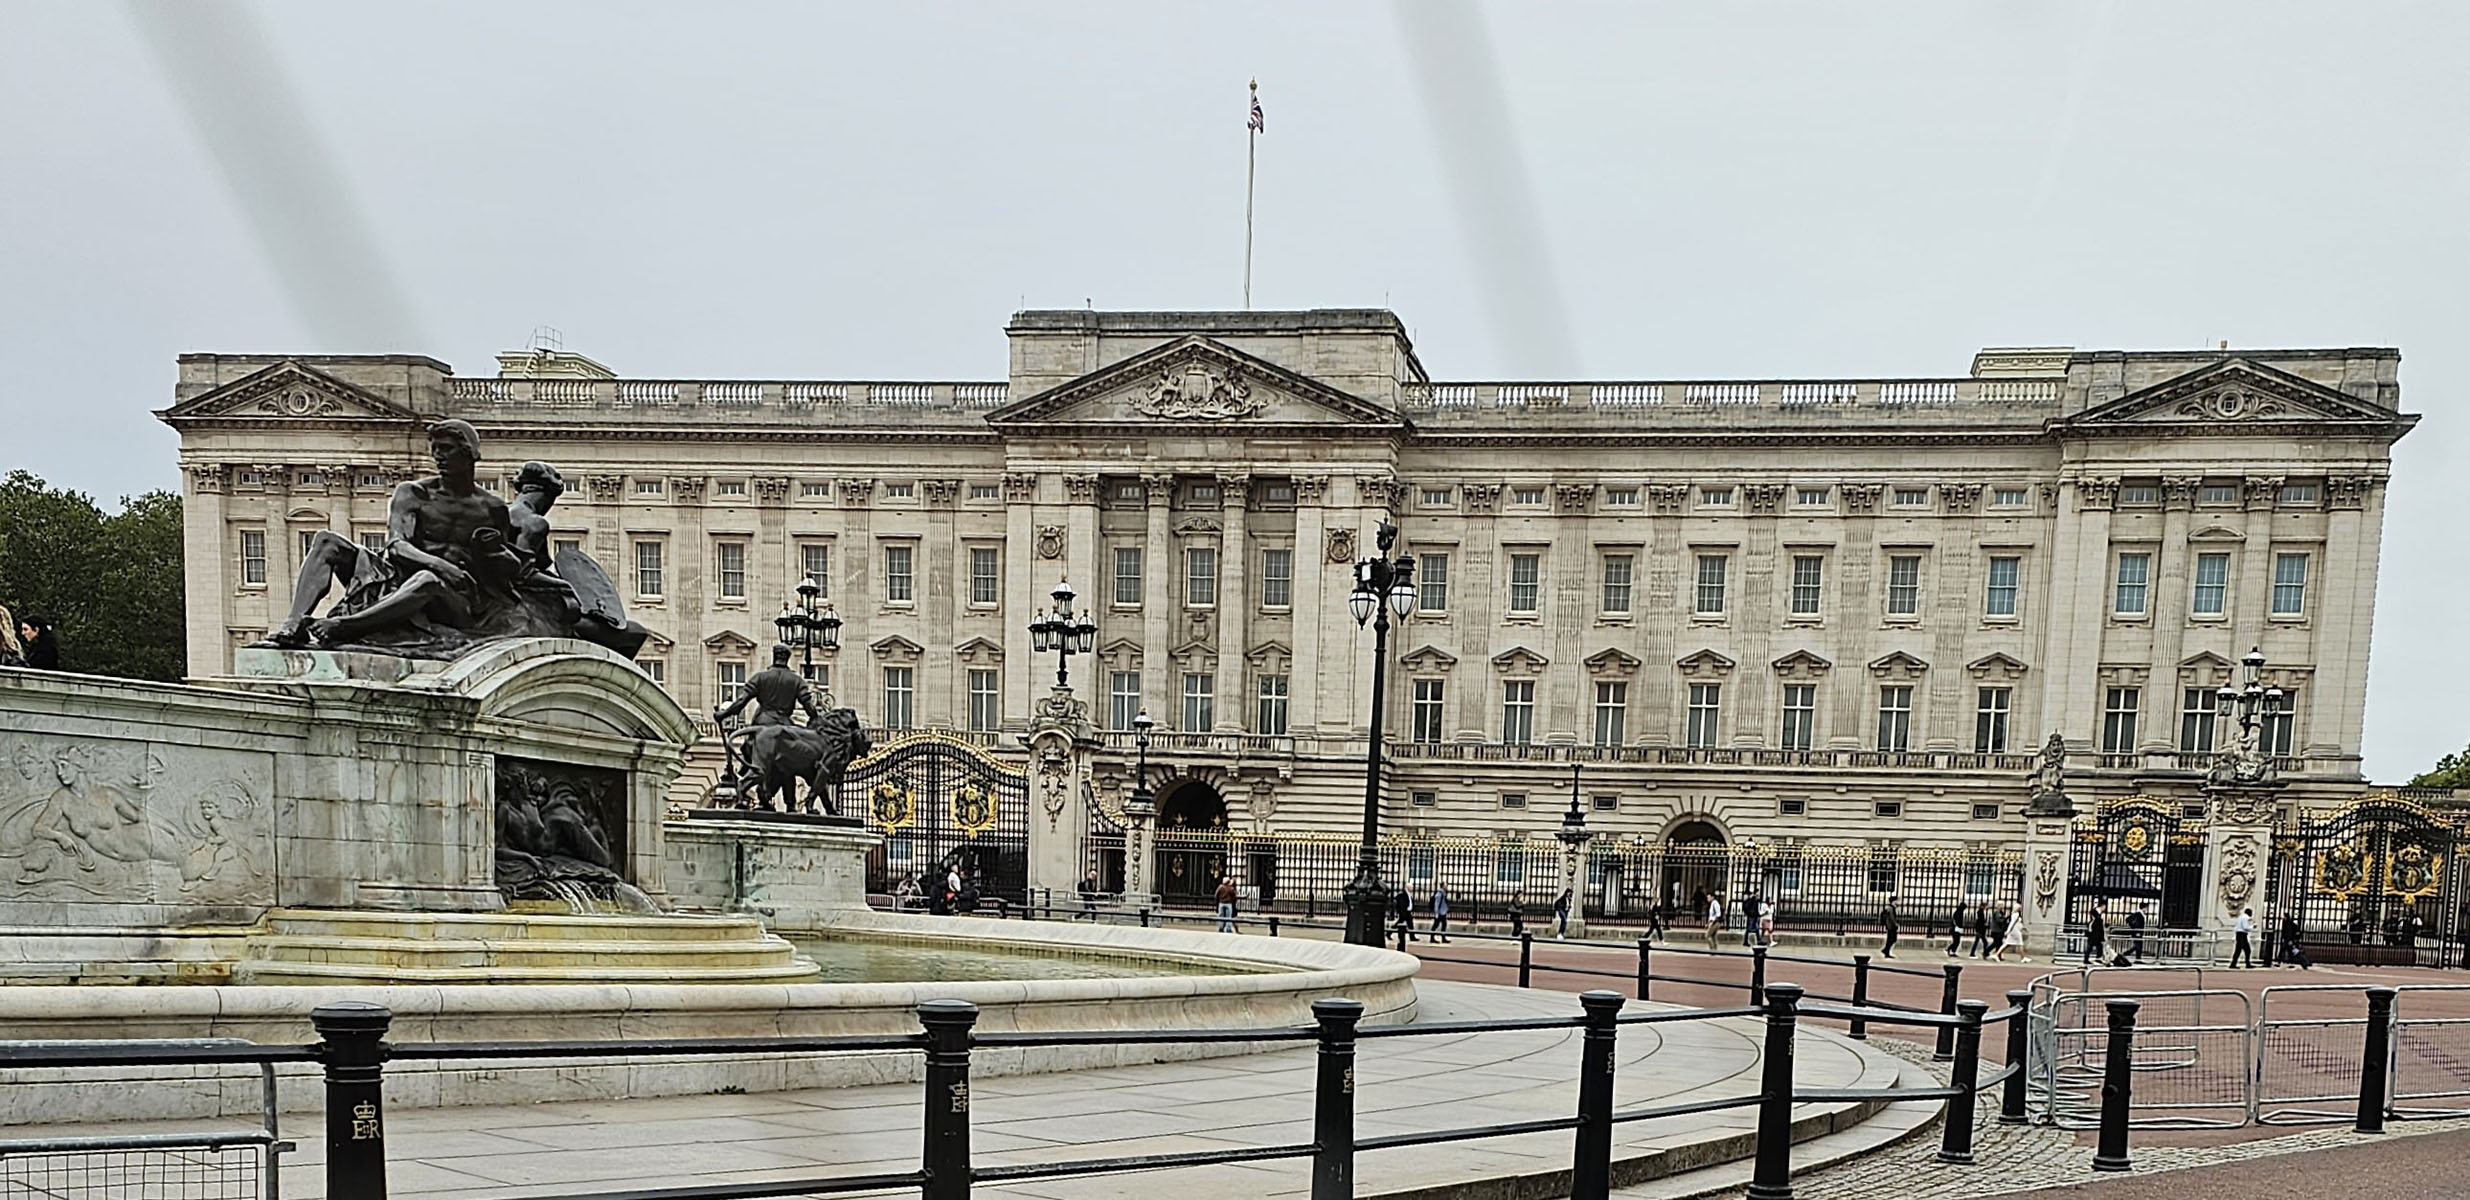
[1,979,2031,1200]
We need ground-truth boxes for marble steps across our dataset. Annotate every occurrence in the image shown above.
[231,908,822,985]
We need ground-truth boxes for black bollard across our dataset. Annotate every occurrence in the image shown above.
[1938,999,1988,1164]
[1848,954,1871,1040]
[919,999,979,1200]
[1750,945,1769,1007]
[2359,987,2398,1133]
[1635,936,1653,1001]
[1572,991,1625,1200]
[2001,988,2032,1125]
[1745,982,1804,1200]
[1311,998,1363,1200]
[1519,931,1534,988]
[1934,963,1962,1061]
[313,1001,393,1200]
[2091,998,2139,1172]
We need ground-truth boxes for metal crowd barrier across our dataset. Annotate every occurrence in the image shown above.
[0,1038,292,1200]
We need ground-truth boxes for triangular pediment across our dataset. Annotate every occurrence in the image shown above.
[2059,359,2399,432]
[1584,648,1643,676]
[159,360,422,424]
[988,336,1402,428]
[953,636,1004,665]
[1400,643,1458,672]
[1966,652,2030,681]
[1869,651,1931,679]
[1771,650,1833,680]
[1675,649,1736,677]
[869,635,924,663]
[703,629,758,654]
[1491,646,1549,674]
[1244,639,1292,666]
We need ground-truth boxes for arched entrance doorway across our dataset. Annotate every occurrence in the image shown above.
[1662,819,1730,918]
[1153,779,1229,905]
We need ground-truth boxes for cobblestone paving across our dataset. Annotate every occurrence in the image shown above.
[1787,1034,2470,1199]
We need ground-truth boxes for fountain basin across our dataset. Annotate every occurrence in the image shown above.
[0,907,1418,1124]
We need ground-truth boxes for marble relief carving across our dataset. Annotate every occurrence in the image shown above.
[1326,527,1358,563]
[0,737,273,903]
[1035,525,1067,560]
[1136,362,1260,420]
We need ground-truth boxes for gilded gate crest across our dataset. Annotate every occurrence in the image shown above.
[2318,842,2366,897]
[951,783,997,838]
[871,781,915,834]
[2389,844,2442,898]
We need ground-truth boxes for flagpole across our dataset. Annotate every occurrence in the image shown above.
[1244,79,1257,310]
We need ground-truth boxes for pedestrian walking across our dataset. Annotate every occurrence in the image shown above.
[2278,912,2314,969]
[1743,893,1763,947]
[2083,902,2107,966]
[1704,892,1725,951]
[1879,895,1900,958]
[1554,889,1572,939]
[1948,902,1967,956]
[1644,897,1666,942]
[1216,876,1239,933]
[1392,887,1415,944]
[2126,904,2147,964]
[1969,905,1991,957]
[1997,907,2027,963]
[2230,907,2255,967]
[1431,883,1451,943]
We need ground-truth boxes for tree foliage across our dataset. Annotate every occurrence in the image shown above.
[0,471,186,680]
[2412,744,2470,791]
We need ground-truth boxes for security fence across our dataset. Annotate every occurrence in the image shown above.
[0,1041,289,1200]
[1081,831,2021,935]
[2,981,2027,1200]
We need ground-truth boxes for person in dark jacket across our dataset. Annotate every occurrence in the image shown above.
[1947,903,1967,956]
[1879,896,1900,958]
[19,615,58,670]
[2278,912,2314,969]
[2083,903,2108,966]
[2126,905,2147,963]
[1969,906,1991,957]
[1392,886,1415,944]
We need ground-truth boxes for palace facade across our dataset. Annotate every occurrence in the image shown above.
[159,309,2413,878]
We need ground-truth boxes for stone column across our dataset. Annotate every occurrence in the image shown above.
[1216,475,1251,731]
[2200,785,2278,951]
[1003,472,1044,724]
[1142,473,1174,721]
[2019,792,2077,958]
[1023,684,1100,901]
[1560,834,1592,939]
[183,463,230,675]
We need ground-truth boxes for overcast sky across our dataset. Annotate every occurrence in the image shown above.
[2,2,2462,779]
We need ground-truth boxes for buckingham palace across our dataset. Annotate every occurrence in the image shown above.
[157,308,2413,917]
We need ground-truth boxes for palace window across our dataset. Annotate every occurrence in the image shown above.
[885,482,914,499]
[2102,687,2141,753]
[2272,553,2309,616]
[970,483,1000,500]
[1185,548,1218,608]
[1886,555,1922,616]
[1108,672,1141,731]
[2180,688,2217,754]
[1593,682,1628,747]
[1790,555,1823,616]
[1976,687,2011,754]
[883,545,914,603]
[1686,683,1721,749]
[1512,486,1546,505]
[1260,549,1293,609]
[634,478,663,495]
[2113,552,2151,616]
[715,541,748,601]
[1972,803,2002,821]
[1602,554,1635,614]
[1508,553,1540,613]
[1796,487,1832,507]
[1699,487,1734,506]
[797,543,831,598]
[2118,484,2161,506]
[239,529,267,585]
[1421,487,1453,506]
[2200,482,2240,505]
[1592,793,1619,812]
[1412,790,1438,808]
[2280,482,2320,505]
[716,480,746,497]
[2193,553,2229,616]
[1501,680,1536,744]
[969,547,1000,606]
[1780,684,1816,750]
[1992,487,2030,507]
[1893,487,1929,506]
[633,540,664,598]
[1412,680,1447,744]
[1876,685,1913,752]
[1694,554,1728,615]
[1262,482,1295,504]
[640,659,665,688]
[362,530,391,556]
[715,660,746,709]
[1418,553,1450,612]
[1605,487,1639,507]
[1256,674,1289,736]
[1985,556,2020,617]
[2264,700,2297,757]
[882,667,915,730]
[1874,800,1904,818]
[801,481,829,498]
[1182,673,1215,731]
[1114,547,1143,606]
[968,669,999,732]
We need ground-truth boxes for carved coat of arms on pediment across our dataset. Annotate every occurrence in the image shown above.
[1135,362,1262,421]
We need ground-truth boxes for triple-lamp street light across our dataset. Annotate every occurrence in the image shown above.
[2216,646,2284,760]
[772,575,841,691]
[1342,521,1419,948]
[1028,579,1099,690]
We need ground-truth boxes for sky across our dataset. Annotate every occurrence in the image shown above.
[1,1,2463,780]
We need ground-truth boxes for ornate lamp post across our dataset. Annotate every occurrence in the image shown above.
[1341,521,1418,947]
[1555,764,1594,939]
[1122,709,1157,901]
[2211,646,2284,786]
[772,575,841,699]
[1028,579,1099,690]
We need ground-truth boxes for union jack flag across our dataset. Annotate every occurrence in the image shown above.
[1248,89,1265,133]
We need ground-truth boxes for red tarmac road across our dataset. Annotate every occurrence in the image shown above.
[2000,1127,2470,1198]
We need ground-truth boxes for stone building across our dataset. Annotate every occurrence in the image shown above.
[158,309,2412,908]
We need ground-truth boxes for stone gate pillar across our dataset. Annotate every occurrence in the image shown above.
[1023,685,1100,905]
[2201,785,2280,954]
[2018,733,2078,957]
